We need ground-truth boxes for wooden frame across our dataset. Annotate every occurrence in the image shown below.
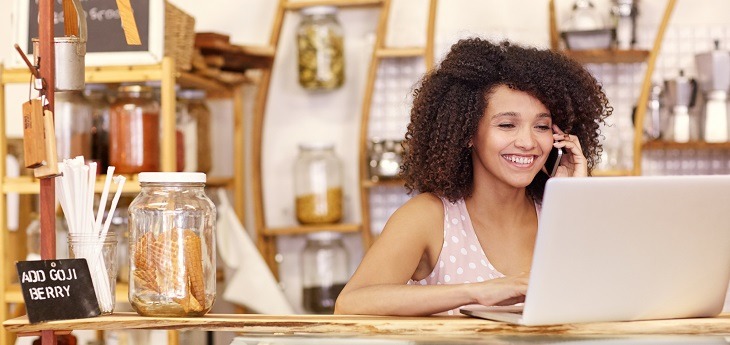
[11,0,165,68]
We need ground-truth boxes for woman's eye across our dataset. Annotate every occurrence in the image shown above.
[535,125,551,131]
[498,123,515,129]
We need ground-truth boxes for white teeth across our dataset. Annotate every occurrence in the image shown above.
[506,155,534,165]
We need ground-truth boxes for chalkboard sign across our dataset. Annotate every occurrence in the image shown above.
[16,259,101,324]
[12,0,164,67]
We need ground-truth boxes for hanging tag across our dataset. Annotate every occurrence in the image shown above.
[33,110,60,178]
[22,99,46,168]
[34,77,44,91]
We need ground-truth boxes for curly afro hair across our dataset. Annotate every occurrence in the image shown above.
[401,38,611,204]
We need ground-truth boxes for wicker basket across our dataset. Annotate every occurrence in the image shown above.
[164,2,196,71]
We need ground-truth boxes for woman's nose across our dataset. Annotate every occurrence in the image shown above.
[514,128,537,150]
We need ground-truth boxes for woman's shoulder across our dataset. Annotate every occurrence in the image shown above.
[401,192,444,214]
[385,193,445,230]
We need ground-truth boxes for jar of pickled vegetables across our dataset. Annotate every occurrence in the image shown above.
[297,6,345,90]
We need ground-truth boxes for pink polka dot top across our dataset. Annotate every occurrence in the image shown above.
[407,197,506,315]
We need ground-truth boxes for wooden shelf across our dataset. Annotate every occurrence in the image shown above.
[2,176,141,195]
[264,223,361,236]
[2,65,232,95]
[361,178,405,188]
[375,48,426,58]
[560,49,650,64]
[642,141,730,150]
[6,283,129,304]
[2,175,233,195]
[206,176,235,188]
[284,0,383,10]
[5,312,730,336]
[178,72,232,96]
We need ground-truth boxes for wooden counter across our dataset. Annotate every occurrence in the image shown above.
[4,312,730,340]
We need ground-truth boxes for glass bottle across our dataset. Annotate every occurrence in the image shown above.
[54,90,92,161]
[176,90,199,172]
[297,6,345,90]
[109,85,160,174]
[301,231,349,314]
[128,172,216,317]
[85,84,111,173]
[294,143,343,224]
[179,89,212,173]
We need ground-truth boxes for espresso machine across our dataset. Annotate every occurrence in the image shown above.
[695,40,730,143]
[664,70,698,143]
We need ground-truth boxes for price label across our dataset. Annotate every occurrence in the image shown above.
[16,259,101,323]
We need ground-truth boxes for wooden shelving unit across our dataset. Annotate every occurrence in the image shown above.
[549,0,677,176]
[561,49,650,64]
[251,0,391,277]
[355,0,437,249]
[0,57,248,345]
[642,141,730,151]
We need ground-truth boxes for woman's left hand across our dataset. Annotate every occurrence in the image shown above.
[552,125,588,177]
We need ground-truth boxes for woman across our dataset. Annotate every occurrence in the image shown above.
[335,38,611,316]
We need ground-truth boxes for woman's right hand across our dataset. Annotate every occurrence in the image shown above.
[468,272,529,307]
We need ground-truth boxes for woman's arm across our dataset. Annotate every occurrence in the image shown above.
[334,194,528,316]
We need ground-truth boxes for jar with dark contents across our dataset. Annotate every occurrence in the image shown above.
[109,85,160,174]
[297,6,345,90]
[301,231,349,314]
[85,84,111,173]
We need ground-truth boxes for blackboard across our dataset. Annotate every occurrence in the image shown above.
[16,259,101,324]
[26,0,150,54]
[13,0,164,67]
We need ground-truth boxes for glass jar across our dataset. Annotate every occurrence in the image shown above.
[128,172,216,317]
[294,143,343,224]
[85,84,111,173]
[55,91,92,161]
[68,232,118,314]
[175,90,199,172]
[297,6,345,90]
[301,231,349,314]
[109,85,160,174]
[178,89,212,173]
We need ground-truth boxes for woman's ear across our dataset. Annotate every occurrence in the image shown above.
[467,141,473,148]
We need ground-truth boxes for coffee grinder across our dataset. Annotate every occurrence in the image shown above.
[695,40,730,143]
[664,70,698,143]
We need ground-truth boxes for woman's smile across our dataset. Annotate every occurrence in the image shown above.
[501,154,539,171]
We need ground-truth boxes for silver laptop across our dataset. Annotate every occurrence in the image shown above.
[461,175,730,326]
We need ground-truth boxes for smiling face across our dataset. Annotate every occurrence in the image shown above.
[471,85,555,190]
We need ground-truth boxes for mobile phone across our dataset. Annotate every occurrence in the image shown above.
[542,147,563,177]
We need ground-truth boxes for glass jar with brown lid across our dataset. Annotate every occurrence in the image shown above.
[109,85,160,174]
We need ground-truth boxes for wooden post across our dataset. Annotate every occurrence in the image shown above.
[39,0,57,344]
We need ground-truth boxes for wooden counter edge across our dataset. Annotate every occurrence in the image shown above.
[4,312,730,336]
